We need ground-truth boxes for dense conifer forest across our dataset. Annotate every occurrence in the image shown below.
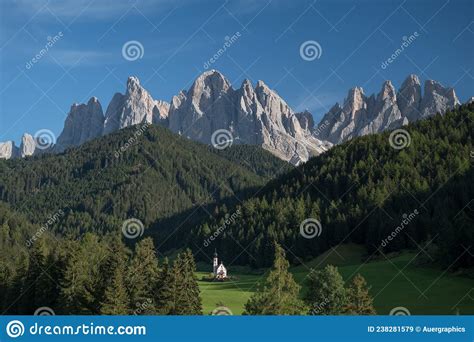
[0,103,472,314]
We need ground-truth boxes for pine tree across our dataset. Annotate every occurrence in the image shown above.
[244,242,305,315]
[21,238,47,314]
[60,234,108,314]
[127,238,159,314]
[170,250,202,315]
[155,258,174,314]
[100,236,130,315]
[101,262,129,315]
[343,274,376,315]
[304,265,346,315]
[5,251,29,314]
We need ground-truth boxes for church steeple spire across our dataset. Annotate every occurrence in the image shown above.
[213,249,218,275]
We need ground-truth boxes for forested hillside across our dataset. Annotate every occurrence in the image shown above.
[190,104,474,269]
[0,123,288,237]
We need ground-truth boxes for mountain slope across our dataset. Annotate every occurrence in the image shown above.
[0,123,288,236]
[189,103,474,269]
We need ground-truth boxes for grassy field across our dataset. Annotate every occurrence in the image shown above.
[197,244,474,315]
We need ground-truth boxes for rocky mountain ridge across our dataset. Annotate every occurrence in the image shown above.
[315,74,460,144]
[0,71,463,163]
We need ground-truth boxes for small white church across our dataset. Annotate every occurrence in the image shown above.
[213,250,228,280]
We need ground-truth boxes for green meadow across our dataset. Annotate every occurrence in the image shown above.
[197,244,474,315]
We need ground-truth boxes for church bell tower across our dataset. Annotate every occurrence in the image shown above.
[213,249,218,275]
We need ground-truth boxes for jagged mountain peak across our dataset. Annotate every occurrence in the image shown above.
[88,96,100,104]
[20,133,36,157]
[56,97,104,152]
[103,76,169,135]
[401,74,421,87]
[420,79,460,117]
[192,70,231,91]
[168,71,326,163]
[317,74,461,144]
[255,79,269,90]
[241,78,252,88]
[343,87,366,118]
[344,87,365,106]
[254,79,292,115]
[0,141,18,159]
[240,79,254,95]
[379,80,396,98]
[127,75,140,87]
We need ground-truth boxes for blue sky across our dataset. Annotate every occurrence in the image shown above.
[0,0,473,144]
